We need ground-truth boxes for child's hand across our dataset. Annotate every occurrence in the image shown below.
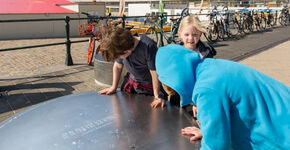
[181,126,202,141]
[192,105,198,117]
[98,87,116,95]
[150,97,165,108]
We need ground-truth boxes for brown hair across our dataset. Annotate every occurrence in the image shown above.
[178,15,206,35]
[100,27,135,62]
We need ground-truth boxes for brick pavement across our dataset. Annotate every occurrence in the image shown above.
[0,37,105,122]
[0,37,91,79]
[0,28,290,122]
[0,65,106,122]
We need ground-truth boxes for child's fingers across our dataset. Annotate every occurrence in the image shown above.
[98,89,107,95]
[161,101,165,108]
[190,135,202,141]
[181,127,199,135]
[150,101,159,108]
[151,98,163,108]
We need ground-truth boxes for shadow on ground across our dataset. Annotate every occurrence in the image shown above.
[0,66,102,115]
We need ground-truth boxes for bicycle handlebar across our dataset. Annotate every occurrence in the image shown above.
[81,12,99,24]
[81,12,89,16]
[181,8,189,17]
[82,12,100,19]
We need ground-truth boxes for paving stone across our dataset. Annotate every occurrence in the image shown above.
[0,98,13,114]
[5,94,32,111]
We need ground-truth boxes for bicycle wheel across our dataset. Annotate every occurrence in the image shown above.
[281,16,289,26]
[243,21,251,34]
[278,15,283,26]
[254,20,262,32]
[229,19,239,36]
[260,18,267,29]
[218,23,225,40]
[269,15,275,27]
[87,36,96,65]
[207,25,218,42]
[203,32,213,43]
[247,19,254,32]
[145,27,159,45]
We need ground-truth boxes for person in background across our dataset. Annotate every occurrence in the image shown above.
[178,15,216,59]
[156,44,290,150]
[158,15,216,114]
[98,27,167,108]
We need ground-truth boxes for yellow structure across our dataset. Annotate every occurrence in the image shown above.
[129,25,171,34]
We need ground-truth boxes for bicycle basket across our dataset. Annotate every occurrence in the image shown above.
[94,26,106,41]
[78,22,97,36]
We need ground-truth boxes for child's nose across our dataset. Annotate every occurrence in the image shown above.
[188,36,194,40]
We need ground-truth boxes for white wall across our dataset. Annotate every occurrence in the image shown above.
[60,4,79,12]
[0,3,106,40]
[0,14,80,40]
[128,4,150,16]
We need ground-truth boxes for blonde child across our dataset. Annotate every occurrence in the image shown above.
[154,15,217,109]
[178,15,216,58]
[160,15,217,108]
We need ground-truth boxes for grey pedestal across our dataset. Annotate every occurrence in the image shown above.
[0,92,201,150]
[94,53,126,87]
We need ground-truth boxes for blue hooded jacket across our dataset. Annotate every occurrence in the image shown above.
[156,44,290,150]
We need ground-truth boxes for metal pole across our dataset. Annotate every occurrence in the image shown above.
[159,13,164,47]
[122,14,126,28]
[65,16,73,66]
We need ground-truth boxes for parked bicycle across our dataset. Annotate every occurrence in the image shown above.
[221,6,235,39]
[259,10,267,30]
[78,12,106,65]
[204,8,220,42]
[205,6,232,42]
[279,7,289,26]
[251,10,263,32]
[145,8,189,47]
[265,9,275,27]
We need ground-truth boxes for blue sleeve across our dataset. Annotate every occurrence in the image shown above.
[193,88,232,150]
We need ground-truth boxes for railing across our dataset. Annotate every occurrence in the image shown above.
[2,10,280,65]
[0,14,181,66]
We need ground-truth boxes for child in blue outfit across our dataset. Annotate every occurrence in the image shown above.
[156,44,290,150]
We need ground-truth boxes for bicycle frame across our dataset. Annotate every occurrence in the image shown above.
[78,12,106,65]
[158,23,176,44]
[145,7,188,47]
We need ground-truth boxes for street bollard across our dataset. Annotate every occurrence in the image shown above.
[65,16,73,66]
